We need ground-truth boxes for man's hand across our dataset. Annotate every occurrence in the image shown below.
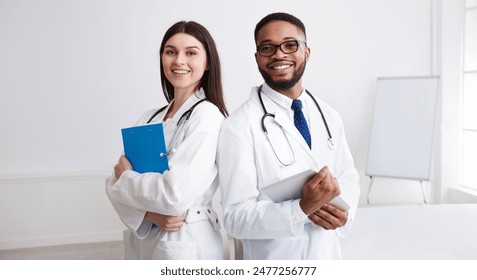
[299,166,340,215]
[114,155,132,179]
[144,212,187,232]
[308,204,348,230]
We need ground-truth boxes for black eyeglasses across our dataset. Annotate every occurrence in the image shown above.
[256,40,307,57]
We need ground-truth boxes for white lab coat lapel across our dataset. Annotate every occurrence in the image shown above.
[306,94,329,170]
[165,89,206,123]
[274,111,314,157]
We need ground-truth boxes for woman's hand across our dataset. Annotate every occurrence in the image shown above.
[114,155,132,179]
[144,212,187,232]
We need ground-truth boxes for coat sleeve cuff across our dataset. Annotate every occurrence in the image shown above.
[290,199,310,235]
[135,219,153,239]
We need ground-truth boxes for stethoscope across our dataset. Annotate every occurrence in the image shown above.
[147,98,207,157]
[258,86,335,166]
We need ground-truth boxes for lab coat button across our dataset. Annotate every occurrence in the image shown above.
[197,211,200,214]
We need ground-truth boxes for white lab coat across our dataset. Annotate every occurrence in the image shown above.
[217,84,360,260]
[106,89,224,260]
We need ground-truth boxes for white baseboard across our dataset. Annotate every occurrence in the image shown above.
[0,169,111,184]
[0,169,124,251]
[0,230,123,250]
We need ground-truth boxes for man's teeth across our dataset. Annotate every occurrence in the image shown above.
[173,70,189,74]
[272,65,291,70]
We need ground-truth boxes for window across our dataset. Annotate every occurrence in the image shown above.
[462,0,477,188]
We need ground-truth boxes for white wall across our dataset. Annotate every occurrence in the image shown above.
[0,172,123,249]
[0,0,463,249]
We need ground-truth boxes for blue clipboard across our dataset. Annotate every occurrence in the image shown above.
[121,123,169,173]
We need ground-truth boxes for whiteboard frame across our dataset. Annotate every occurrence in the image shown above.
[365,76,440,181]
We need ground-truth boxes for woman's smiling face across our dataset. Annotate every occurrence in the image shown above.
[161,33,208,95]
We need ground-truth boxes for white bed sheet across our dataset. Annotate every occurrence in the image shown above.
[340,203,477,259]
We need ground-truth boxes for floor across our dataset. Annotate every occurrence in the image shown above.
[0,239,237,260]
[0,241,124,260]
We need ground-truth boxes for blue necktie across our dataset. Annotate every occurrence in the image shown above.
[291,99,312,149]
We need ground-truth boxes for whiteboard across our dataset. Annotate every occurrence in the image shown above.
[366,76,440,181]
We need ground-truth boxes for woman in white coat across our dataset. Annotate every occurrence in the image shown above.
[106,21,228,260]
[217,13,360,260]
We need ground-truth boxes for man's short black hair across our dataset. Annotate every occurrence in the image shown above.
[254,12,307,44]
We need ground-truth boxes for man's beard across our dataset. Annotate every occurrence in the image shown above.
[258,60,306,91]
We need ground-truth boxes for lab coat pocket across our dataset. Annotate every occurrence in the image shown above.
[276,236,306,259]
[247,236,307,260]
[152,240,197,260]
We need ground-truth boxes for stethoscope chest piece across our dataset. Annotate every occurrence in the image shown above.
[160,148,176,157]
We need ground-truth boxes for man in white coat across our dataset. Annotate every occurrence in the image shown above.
[217,12,360,259]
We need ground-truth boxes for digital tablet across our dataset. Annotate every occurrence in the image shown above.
[259,169,350,210]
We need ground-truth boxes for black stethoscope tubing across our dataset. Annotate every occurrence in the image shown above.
[146,98,207,156]
[147,98,207,124]
[257,85,334,147]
